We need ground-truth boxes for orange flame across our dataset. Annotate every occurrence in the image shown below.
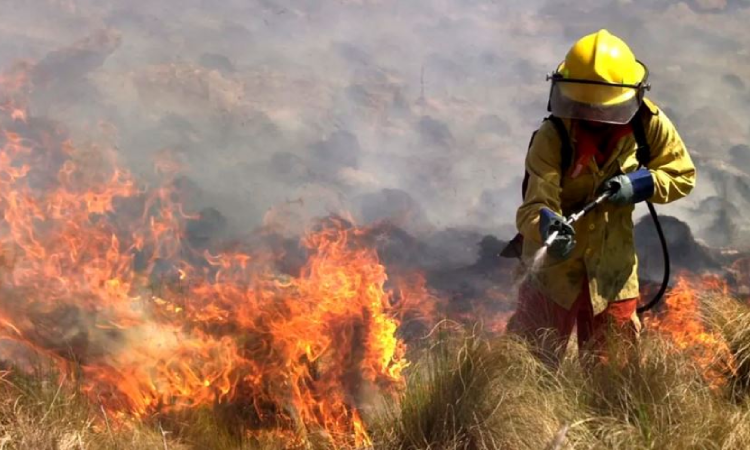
[0,66,422,445]
[647,275,734,387]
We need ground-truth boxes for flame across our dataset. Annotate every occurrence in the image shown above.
[392,271,443,326]
[0,66,422,445]
[647,275,735,386]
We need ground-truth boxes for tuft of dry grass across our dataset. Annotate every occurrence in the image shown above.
[0,367,180,450]
[705,293,750,402]
[372,326,592,450]
[572,332,750,449]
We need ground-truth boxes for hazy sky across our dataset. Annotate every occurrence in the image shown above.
[1,0,748,245]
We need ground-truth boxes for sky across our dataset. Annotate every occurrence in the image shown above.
[1,0,748,248]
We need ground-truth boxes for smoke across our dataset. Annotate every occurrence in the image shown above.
[0,0,748,244]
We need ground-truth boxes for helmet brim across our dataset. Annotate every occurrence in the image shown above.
[549,81,641,124]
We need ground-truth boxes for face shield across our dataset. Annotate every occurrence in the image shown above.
[547,61,650,125]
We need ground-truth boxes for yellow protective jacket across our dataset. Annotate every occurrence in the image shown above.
[517,99,696,314]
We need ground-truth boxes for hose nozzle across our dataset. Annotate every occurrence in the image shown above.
[543,230,560,248]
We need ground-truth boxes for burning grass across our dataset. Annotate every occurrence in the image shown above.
[0,367,181,450]
[7,292,750,450]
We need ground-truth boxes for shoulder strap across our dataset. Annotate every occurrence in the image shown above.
[521,115,572,198]
[629,106,651,167]
[547,115,574,175]
[520,129,538,197]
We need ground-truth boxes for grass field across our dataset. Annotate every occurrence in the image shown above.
[1,291,749,450]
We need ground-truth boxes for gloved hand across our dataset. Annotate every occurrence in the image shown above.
[601,168,655,206]
[539,208,576,259]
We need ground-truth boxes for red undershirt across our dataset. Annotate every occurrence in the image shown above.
[571,122,632,177]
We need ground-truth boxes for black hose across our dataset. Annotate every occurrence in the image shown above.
[637,201,670,314]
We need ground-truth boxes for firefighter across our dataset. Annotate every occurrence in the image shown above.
[506,29,696,363]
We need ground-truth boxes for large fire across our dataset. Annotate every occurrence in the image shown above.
[0,64,421,446]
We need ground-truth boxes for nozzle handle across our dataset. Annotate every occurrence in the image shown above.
[542,190,614,248]
[567,190,613,224]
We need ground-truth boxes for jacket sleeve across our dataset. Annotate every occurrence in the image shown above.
[645,108,696,204]
[516,122,564,244]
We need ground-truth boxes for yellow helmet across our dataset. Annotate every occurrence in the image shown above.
[549,29,650,124]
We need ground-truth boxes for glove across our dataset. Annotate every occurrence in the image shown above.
[539,208,576,259]
[601,169,655,206]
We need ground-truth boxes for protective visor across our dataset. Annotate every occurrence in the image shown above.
[547,62,650,124]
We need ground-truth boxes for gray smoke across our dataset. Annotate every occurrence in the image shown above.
[0,0,748,246]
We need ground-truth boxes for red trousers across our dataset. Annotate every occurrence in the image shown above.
[506,280,639,365]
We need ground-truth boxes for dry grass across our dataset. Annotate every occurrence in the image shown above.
[6,295,750,449]
[0,366,299,449]
[374,295,750,450]
[0,367,181,450]
[372,327,589,449]
[705,293,750,401]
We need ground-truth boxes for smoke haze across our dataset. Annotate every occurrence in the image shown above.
[2,0,749,250]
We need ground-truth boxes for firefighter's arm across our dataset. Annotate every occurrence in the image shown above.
[516,122,564,244]
[645,109,696,204]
